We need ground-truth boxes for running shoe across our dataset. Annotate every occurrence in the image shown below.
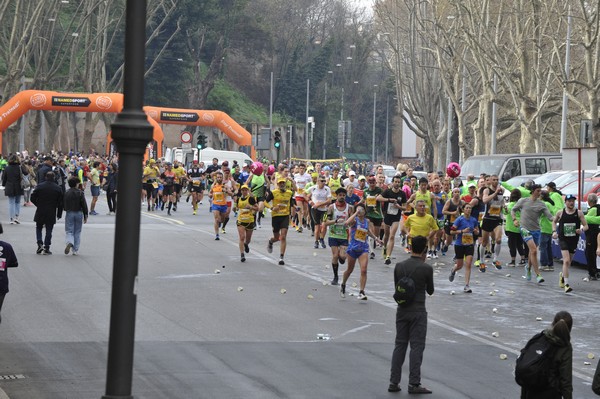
[369,252,375,260]
[331,276,338,286]
[559,272,565,288]
[320,238,326,249]
[314,241,319,249]
[43,249,52,255]
[546,266,554,272]
[13,218,20,224]
[475,260,486,273]
[340,284,346,298]
[278,257,285,266]
[432,251,438,259]
[385,256,391,265]
[524,264,531,281]
[408,385,432,394]
[221,228,226,234]
[493,261,502,270]
[519,258,527,265]
[244,243,250,253]
[564,284,573,293]
[215,234,220,241]
[449,269,456,282]
[193,210,196,215]
[241,254,246,263]
[536,274,545,284]
[464,285,472,293]
[388,383,400,393]
[297,226,303,233]
[36,244,44,254]
[358,291,368,300]
[506,261,516,267]
[426,251,432,259]
[267,240,273,253]
[339,257,345,265]
[442,244,449,253]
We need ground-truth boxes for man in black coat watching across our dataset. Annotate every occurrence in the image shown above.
[388,235,434,394]
[31,171,63,255]
[36,156,54,184]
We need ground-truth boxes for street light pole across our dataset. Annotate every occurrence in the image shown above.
[372,91,376,163]
[323,81,328,159]
[102,0,153,398]
[385,95,389,164]
[306,79,310,160]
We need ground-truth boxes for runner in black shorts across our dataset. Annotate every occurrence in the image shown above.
[378,175,406,264]
[552,194,588,293]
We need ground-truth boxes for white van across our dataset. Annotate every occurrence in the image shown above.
[460,153,562,181]
[197,148,253,168]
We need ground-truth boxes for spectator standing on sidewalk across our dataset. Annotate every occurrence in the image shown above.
[2,154,27,224]
[31,172,63,255]
[105,163,118,215]
[585,194,600,280]
[64,176,88,256]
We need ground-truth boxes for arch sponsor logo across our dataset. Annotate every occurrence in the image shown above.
[30,93,47,108]
[201,112,215,123]
[96,96,113,110]
[147,110,159,120]
[52,96,91,107]
[160,111,199,122]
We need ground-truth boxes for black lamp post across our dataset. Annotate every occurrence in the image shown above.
[102,1,153,398]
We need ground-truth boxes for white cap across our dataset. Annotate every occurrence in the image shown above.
[348,170,356,176]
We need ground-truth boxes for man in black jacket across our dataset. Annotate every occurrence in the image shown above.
[0,223,19,324]
[31,172,63,255]
[388,236,434,394]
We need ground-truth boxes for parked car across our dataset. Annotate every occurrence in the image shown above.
[550,170,600,190]
[559,177,600,212]
[534,170,569,187]
[460,153,562,181]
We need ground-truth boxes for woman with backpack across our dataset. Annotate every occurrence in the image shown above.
[519,310,573,399]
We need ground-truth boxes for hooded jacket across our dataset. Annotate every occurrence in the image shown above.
[521,328,573,399]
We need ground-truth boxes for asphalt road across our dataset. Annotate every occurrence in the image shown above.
[0,192,599,398]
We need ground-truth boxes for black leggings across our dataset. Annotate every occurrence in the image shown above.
[506,230,528,258]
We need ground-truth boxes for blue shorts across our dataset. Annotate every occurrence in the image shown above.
[328,237,349,248]
[346,247,369,259]
[91,185,100,197]
[212,204,228,213]
[521,229,541,246]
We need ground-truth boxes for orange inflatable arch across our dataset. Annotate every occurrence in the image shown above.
[0,90,254,159]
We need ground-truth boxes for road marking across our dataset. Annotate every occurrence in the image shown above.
[141,212,185,225]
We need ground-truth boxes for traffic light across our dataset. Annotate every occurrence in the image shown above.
[274,130,281,149]
[197,134,207,149]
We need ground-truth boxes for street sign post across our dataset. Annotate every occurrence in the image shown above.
[180,131,192,143]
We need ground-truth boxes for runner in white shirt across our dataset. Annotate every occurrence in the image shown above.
[293,163,313,232]
[307,176,333,249]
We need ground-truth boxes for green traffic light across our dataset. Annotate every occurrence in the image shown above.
[274,142,280,149]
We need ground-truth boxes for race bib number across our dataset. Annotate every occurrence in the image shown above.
[520,227,531,238]
[275,201,289,213]
[214,192,224,203]
[152,182,159,189]
[450,214,457,223]
[366,196,377,207]
[489,205,501,217]
[563,223,577,237]
[0,258,5,272]
[462,233,473,245]
[355,227,368,242]
[238,209,253,223]
[192,178,201,186]
[387,204,399,215]
[437,219,444,228]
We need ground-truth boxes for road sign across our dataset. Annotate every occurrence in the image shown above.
[180,131,192,143]
[182,143,192,149]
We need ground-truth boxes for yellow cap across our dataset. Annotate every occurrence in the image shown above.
[311,172,318,178]
[241,184,249,190]
[277,178,286,183]
[149,159,156,164]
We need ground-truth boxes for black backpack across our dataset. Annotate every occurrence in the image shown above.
[515,331,557,390]
[393,265,416,306]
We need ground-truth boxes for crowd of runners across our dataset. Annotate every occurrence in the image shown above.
[4,150,597,299]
